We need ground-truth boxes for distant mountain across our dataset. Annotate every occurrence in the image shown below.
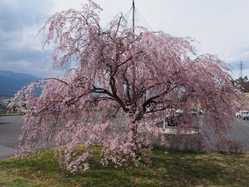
[0,71,38,96]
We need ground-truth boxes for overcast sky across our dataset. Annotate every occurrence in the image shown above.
[0,0,249,78]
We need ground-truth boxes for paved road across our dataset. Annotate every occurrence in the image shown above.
[0,116,249,160]
[0,116,22,159]
[228,119,249,151]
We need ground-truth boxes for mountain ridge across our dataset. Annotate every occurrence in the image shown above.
[0,70,38,96]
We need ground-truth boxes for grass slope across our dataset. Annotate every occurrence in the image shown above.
[0,149,249,187]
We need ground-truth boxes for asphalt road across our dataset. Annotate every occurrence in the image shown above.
[228,119,249,150]
[0,116,249,160]
[0,116,22,159]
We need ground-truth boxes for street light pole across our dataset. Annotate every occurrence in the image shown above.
[132,0,135,34]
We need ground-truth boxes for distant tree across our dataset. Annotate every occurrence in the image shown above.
[232,76,249,92]
[10,0,242,173]
[0,98,8,113]
[0,103,6,113]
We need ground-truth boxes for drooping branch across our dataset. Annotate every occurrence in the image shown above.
[10,1,243,171]
[91,85,128,112]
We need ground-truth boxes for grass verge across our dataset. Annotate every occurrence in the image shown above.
[0,149,249,187]
[0,112,22,116]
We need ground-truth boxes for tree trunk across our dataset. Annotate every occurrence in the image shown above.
[129,117,139,156]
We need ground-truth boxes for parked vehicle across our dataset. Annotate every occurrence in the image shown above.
[236,111,249,120]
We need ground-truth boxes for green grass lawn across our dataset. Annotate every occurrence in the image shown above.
[0,149,249,187]
[0,112,22,116]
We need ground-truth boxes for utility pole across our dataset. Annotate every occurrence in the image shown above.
[240,61,243,79]
[131,0,136,102]
[132,0,135,34]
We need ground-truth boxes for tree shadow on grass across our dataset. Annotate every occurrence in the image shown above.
[149,149,249,186]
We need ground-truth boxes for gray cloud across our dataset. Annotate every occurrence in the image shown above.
[0,0,54,77]
[1,0,249,78]
[0,47,46,62]
[0,0,51,31]
[53,0,249,78]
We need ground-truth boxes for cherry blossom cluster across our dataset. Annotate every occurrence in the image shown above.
[9,0,242,174]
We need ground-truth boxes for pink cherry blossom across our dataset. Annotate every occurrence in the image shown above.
[9,0,243,173]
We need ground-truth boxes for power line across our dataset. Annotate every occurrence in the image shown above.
[135,7,153,31]
[123,1,153,32]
